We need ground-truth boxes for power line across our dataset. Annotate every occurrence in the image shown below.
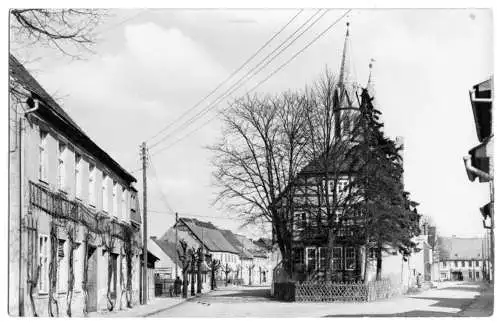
[147,152,175,214]
[148,9,326,150]
[149,9,351,157]
[145,9,304,144]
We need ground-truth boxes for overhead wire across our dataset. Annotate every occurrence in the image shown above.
[149,9,352,157]
[145,9,305,144]
[147,9,326,150]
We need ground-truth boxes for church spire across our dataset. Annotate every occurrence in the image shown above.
[366,58,377,107]
[338,21,351,88]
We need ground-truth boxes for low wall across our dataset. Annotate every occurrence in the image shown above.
[273,279,403,303]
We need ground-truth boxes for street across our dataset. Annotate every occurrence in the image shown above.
[149,282,493,317]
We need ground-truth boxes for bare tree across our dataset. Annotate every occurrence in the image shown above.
[176,240,191,298]
[10,9,104,58]
[210,91,310,275]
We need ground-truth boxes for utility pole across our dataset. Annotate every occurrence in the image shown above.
[175,212,178,278]
[141,142,148,304]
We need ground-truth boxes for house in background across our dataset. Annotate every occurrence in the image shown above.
[9,54,144,316]
[160,218,241,283]
[438,236,490,282]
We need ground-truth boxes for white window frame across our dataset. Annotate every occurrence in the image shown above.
[57,239,67,293]
[58,142,67,191]
[75,153,82,199]
[345,247,356,271]
[112,180,118,218]
[121,187,127,220]
[73,243,82,292]
[305,247,317,271]
[102,172,108,213]
[38,234,49,294]
[88,163,96,207]
[39,130,48,182]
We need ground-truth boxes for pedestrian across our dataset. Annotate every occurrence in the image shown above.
[417,273,422,288]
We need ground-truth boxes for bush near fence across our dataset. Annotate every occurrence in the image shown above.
[273,279,402,302]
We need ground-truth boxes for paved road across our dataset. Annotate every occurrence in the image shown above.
[149,282,493,317]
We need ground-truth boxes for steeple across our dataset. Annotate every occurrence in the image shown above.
[366,58,377,108]
[335,21,358,109]
[338,22,351,88]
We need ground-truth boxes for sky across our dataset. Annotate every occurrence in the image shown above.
[11,8,493,239]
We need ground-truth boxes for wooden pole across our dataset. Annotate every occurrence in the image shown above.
[175,212,178,278]
[141,142,148,304]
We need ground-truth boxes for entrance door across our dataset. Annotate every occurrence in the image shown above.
[87,246,98,312]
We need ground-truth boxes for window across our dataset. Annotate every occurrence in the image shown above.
[454,261,458,268]
[345,247,356,270]
[121,187,126,220]
[38,235,49,293]
[442,261,446,268]
[461,261,465,268]
[57,239,67,293]
[58,142,67,191]
[469,271,473,279]
[476,261,480,267]
[109,253,118,299]
[294,211,308,229]
[39,130,48,182]
[468,260,472,267]
[130,192,137,212]
[75,153,82,198]
[306,247,317,271]
[332,247,342,270]
[102,173,108,212]
[318,247,328,270]
[476,271,480,279]
[292,248,304,266]
[89,164,96,206]
[73,243,82,291]
[112,180,118,218]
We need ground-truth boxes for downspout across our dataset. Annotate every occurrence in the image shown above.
[463,155,493,181]
[18,98,39,316]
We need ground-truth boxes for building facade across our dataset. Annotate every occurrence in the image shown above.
[438,236,490,282]
[9,55,144,316]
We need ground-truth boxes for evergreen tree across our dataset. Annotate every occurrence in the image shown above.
[352,89,420,281]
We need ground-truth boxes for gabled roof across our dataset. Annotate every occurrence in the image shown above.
[439,236,488,261]
[219,229,254,259]
[151,237,179,264]
[179,218,239,254]
[9,54,136,184]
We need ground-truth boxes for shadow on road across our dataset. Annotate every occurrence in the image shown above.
[409,296,475,310]
[323,311,459,317]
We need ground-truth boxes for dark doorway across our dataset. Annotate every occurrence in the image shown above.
[87,246,98,312]
[451,271,463,281]
[109,253,118,300]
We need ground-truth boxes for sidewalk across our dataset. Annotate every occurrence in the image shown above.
[89,289,211,317]
[87,297,185,318]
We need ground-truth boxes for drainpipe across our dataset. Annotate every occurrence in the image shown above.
[18,98,39,316]
[463,155,493,181]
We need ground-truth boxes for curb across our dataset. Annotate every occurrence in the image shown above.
[141,292,211,317]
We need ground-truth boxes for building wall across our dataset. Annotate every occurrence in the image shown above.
[9,98,142,316]
[439,259,486,281]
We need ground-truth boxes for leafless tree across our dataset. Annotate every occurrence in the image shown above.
[210,91,310,275]
[177,240,191,298]
[210,69,364,277]
[10,9,105,58]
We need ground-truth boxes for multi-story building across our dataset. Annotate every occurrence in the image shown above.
[160,217,241,285]
[9,55,144,316]
[438,236,489,281]
[463,77,494,282]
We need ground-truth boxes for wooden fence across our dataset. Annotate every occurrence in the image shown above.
[274,279,402,302]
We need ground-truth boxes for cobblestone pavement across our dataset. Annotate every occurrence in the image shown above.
[148,282,494,317]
